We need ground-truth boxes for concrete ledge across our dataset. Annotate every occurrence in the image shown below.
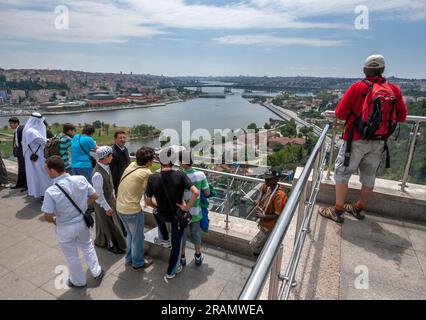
[141,203,258,259]
[294,167,426,223]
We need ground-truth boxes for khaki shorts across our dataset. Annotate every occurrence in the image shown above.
[334,140,385,188]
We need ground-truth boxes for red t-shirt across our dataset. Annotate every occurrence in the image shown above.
[335,76,408,141]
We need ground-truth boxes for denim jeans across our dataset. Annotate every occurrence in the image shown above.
[118,212,145,268]
[72,167,93,184]
[154,213,183,275]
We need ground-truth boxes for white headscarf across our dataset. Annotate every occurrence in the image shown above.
[22,112,47,154]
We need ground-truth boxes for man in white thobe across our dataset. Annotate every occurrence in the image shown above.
[22,112,52,198]
[42,156,104,287]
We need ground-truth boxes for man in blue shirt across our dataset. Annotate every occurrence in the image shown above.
[71,124,97,183]
[42,156,104,287]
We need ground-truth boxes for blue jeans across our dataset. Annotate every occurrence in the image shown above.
[118,212,145,268]
[72,167,93,184]
[182,221,202,246]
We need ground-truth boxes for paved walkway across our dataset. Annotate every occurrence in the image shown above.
[0,187,253,300]
[285,204,426,300]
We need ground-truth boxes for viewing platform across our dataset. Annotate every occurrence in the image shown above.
[1,157,425,300]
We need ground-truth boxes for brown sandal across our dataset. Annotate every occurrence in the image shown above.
[318,206,344,223]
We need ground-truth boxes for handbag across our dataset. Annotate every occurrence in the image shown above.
[28,144,41,162]
[78,135,96,168]
[159,172,192,229]
[55,183,95,228]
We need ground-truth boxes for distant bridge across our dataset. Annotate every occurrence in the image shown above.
[160,84,321,91]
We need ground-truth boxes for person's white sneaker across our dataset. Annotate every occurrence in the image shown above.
[166,264,183,279]
[154,237,171,248]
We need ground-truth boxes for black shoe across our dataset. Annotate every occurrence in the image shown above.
[20,188,27,192]
[67,279,87,288]
[11,185,22,189]
[108,247,125,254]
[132,258,153,271]
[94,269,105,281]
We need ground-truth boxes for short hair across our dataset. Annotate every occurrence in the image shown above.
[82,124,95,135]
[114,130,126,139]
[63,123,76,134]
[159,148,176,167]
[8,117,19,124]
[136,146,155,166]
[45,156,65,173]
[178,150,193,166]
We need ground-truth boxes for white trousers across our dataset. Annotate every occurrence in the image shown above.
[56,220,102,286]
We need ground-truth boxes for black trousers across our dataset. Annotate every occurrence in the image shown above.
[16,153,27,188]
[154,213,184,275]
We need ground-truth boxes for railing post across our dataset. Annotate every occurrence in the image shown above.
[326,119,337,180]
[268,244,283,300]
[295,183,307,245]
[401,121,420,192]
[225,177,230,231]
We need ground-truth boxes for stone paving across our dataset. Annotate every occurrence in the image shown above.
[1,164,426,300]
[0,187,254,300]
[287,204,426,300]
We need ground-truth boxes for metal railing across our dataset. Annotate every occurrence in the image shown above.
[239,124,330,300]
[323,110,426,191]
[131,156,293,230]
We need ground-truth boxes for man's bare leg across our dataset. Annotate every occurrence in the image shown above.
[335,182,349,208]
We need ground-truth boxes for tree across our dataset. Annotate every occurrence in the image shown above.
[247,123,257,130]
[280,119,297,137]
[104,123,110,135]
[92,120,102,129]
[264,122,271,130]
[299,126,313,137]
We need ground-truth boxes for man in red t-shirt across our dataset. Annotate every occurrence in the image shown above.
[319,55,408,223]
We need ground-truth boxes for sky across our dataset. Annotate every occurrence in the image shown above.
[0,0,425,78]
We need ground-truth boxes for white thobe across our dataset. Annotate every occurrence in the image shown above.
[24,138,52,197]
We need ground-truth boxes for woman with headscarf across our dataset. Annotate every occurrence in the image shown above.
[22,112,52,198]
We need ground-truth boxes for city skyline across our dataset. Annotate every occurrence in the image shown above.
[0,0,425,78]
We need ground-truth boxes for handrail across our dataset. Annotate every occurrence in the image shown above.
[322,110,426,191]
[239,124,330,300]
[129,156,292,189]
[323,110,426,123]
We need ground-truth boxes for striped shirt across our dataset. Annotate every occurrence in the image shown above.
[58,132,72,170]
[183,168,209,222]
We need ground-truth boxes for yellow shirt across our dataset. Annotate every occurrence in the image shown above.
[116,162,152,214]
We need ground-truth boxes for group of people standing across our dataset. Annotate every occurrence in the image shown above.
[2,112,288,288]
[4,112,211,287]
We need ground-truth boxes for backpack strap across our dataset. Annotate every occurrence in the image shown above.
[55,183,83,214]
[119,167,142,183]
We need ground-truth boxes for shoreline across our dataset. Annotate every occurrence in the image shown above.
[0,98,186,117]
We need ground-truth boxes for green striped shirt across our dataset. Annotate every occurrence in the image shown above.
[183,168,209,222]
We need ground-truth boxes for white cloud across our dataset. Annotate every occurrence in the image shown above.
[214,34,346,47]
[0,0,423,44]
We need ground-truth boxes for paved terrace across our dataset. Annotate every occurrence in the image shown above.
[1,160,426,300]
[0,185,253,300]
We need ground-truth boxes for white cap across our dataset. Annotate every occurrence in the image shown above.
[96,146,113,160]
[364,54,385,69]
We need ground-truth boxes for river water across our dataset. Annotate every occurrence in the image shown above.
[0,88,278,151]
